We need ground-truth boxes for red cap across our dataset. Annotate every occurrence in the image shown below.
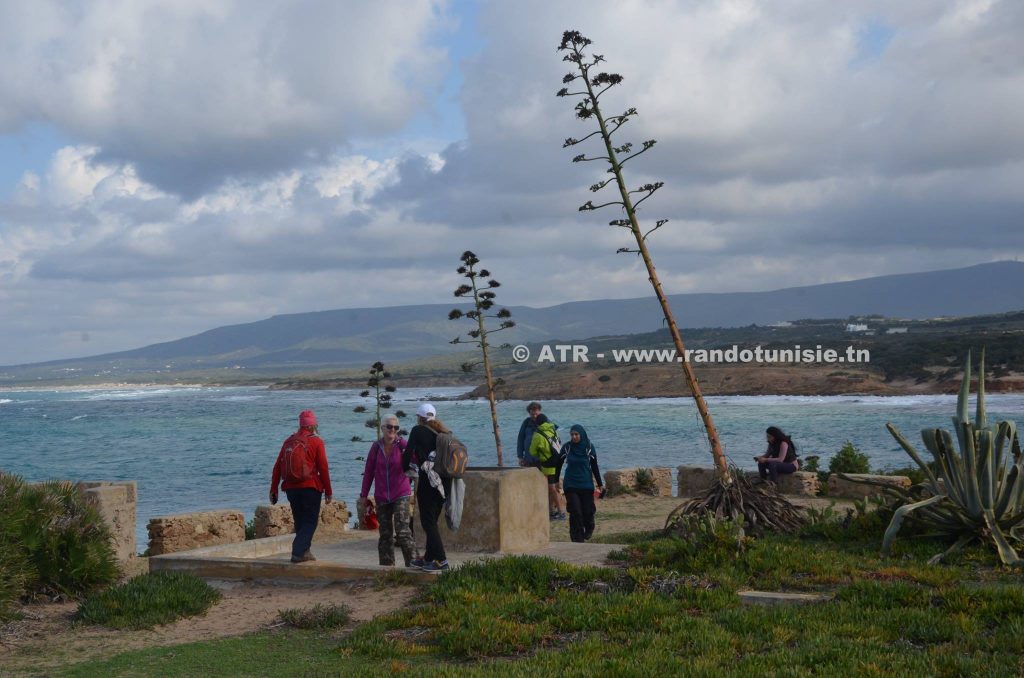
[299,410,317,428]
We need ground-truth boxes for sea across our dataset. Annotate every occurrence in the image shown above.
[2,386,1021,550]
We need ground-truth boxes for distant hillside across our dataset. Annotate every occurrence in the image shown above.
[2,261,1022,385]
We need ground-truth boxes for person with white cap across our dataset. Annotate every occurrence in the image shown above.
[403,402,452,572]
[270,409,333,563]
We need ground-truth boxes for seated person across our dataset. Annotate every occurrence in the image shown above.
[755,426,799,482]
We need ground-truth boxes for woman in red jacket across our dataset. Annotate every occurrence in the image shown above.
[270,410,333,563]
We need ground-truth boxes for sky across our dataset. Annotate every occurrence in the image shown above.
[0,0,1022,366]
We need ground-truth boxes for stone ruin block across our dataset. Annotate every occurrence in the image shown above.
[677,466,718,498]
[678,467,819,497]
[76,481,138,562]
[253,500,351,539]
[742,471,820,497]
[147,509,246,555]
[827,473,911,500]
[604,467,673,496]
[415,467,549,553]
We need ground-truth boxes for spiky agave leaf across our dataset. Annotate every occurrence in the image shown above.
[883,349,1024,564]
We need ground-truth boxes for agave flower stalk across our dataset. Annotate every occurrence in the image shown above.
[351,361,404,442]
[556,30,727,479]
[449,250,516,466]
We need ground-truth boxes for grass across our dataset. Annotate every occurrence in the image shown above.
[75,572,222,630]
[50,516,1024,676]
[277,602,351,630]
[373,568,422,590]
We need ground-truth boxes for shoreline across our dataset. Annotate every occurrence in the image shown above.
[0,382,234,393]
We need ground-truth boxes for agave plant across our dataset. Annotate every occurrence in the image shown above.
[881,350,1023,565]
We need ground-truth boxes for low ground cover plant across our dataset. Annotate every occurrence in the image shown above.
[76,572,221,630]
[55,523,1024,676]
[277,603,351,630]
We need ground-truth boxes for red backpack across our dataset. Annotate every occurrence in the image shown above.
[281,433,315,484]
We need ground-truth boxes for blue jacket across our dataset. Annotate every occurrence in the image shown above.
[517,416,538,460]
[560,424,603,491]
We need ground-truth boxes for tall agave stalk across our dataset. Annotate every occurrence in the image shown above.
[557,30,802,534]
[556,30,726,479]
[449,250,515,467]
[351,361,405,442]
[882,349,1023,565]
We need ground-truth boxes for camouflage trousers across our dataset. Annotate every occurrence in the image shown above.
[377,496,415,566]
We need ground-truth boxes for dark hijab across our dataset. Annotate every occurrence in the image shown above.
[567,424,591,455]
[766,426,796,460]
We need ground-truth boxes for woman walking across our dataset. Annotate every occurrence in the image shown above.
[358,414,414,567]
[559,424,604,543]
[404,403,451,572]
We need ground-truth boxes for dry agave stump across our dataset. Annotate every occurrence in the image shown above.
[667,467,805,536]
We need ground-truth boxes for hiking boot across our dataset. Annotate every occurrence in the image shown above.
[291,551,316,563]
[409,557,427,569]
[421,560,450,573]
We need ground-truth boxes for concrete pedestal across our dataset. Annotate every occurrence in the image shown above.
[415,466,549,553]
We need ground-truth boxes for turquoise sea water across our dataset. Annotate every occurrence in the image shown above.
[2,386,1021,550]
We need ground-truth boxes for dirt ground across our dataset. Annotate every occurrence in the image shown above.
[0,579,418,675]
[549,490,850,541]
[0,492,847,674]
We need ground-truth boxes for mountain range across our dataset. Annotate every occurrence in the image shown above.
[2,261,1022,383]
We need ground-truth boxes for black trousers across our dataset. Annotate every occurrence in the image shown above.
[564,488,596,543]
[285,488,322,558]
[418,475,452,563]
[758,461,798,482]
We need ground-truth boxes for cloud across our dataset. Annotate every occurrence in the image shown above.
[0,0,451,196]
[2,0,1023,366]
[378,0,1024,268]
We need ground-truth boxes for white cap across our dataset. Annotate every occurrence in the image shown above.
[416,403,436,420]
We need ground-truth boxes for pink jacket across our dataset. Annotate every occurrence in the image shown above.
[359,438,412,504]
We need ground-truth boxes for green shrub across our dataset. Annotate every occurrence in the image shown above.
[0,472,119,610]
[829,442,871,475]
[634,468,657,495]
[244,517,256,540]
[277,602,351,629]
[0,478,29,620]
[76,572,222,630]
[876,465,931,486]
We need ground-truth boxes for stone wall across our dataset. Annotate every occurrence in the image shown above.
[677,467,819,497]
[75,481,137,562]
[253,500,351,539]
[604,467,673,496]
[743,471,820,497]
[147,510,246,556]
[676,466,719,498]
[827,473,911,500]
[415,467,549,553]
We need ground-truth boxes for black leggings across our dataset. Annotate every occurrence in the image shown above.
[564,488,596,543]
[417,474,452,562]
[758,460,797,482]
